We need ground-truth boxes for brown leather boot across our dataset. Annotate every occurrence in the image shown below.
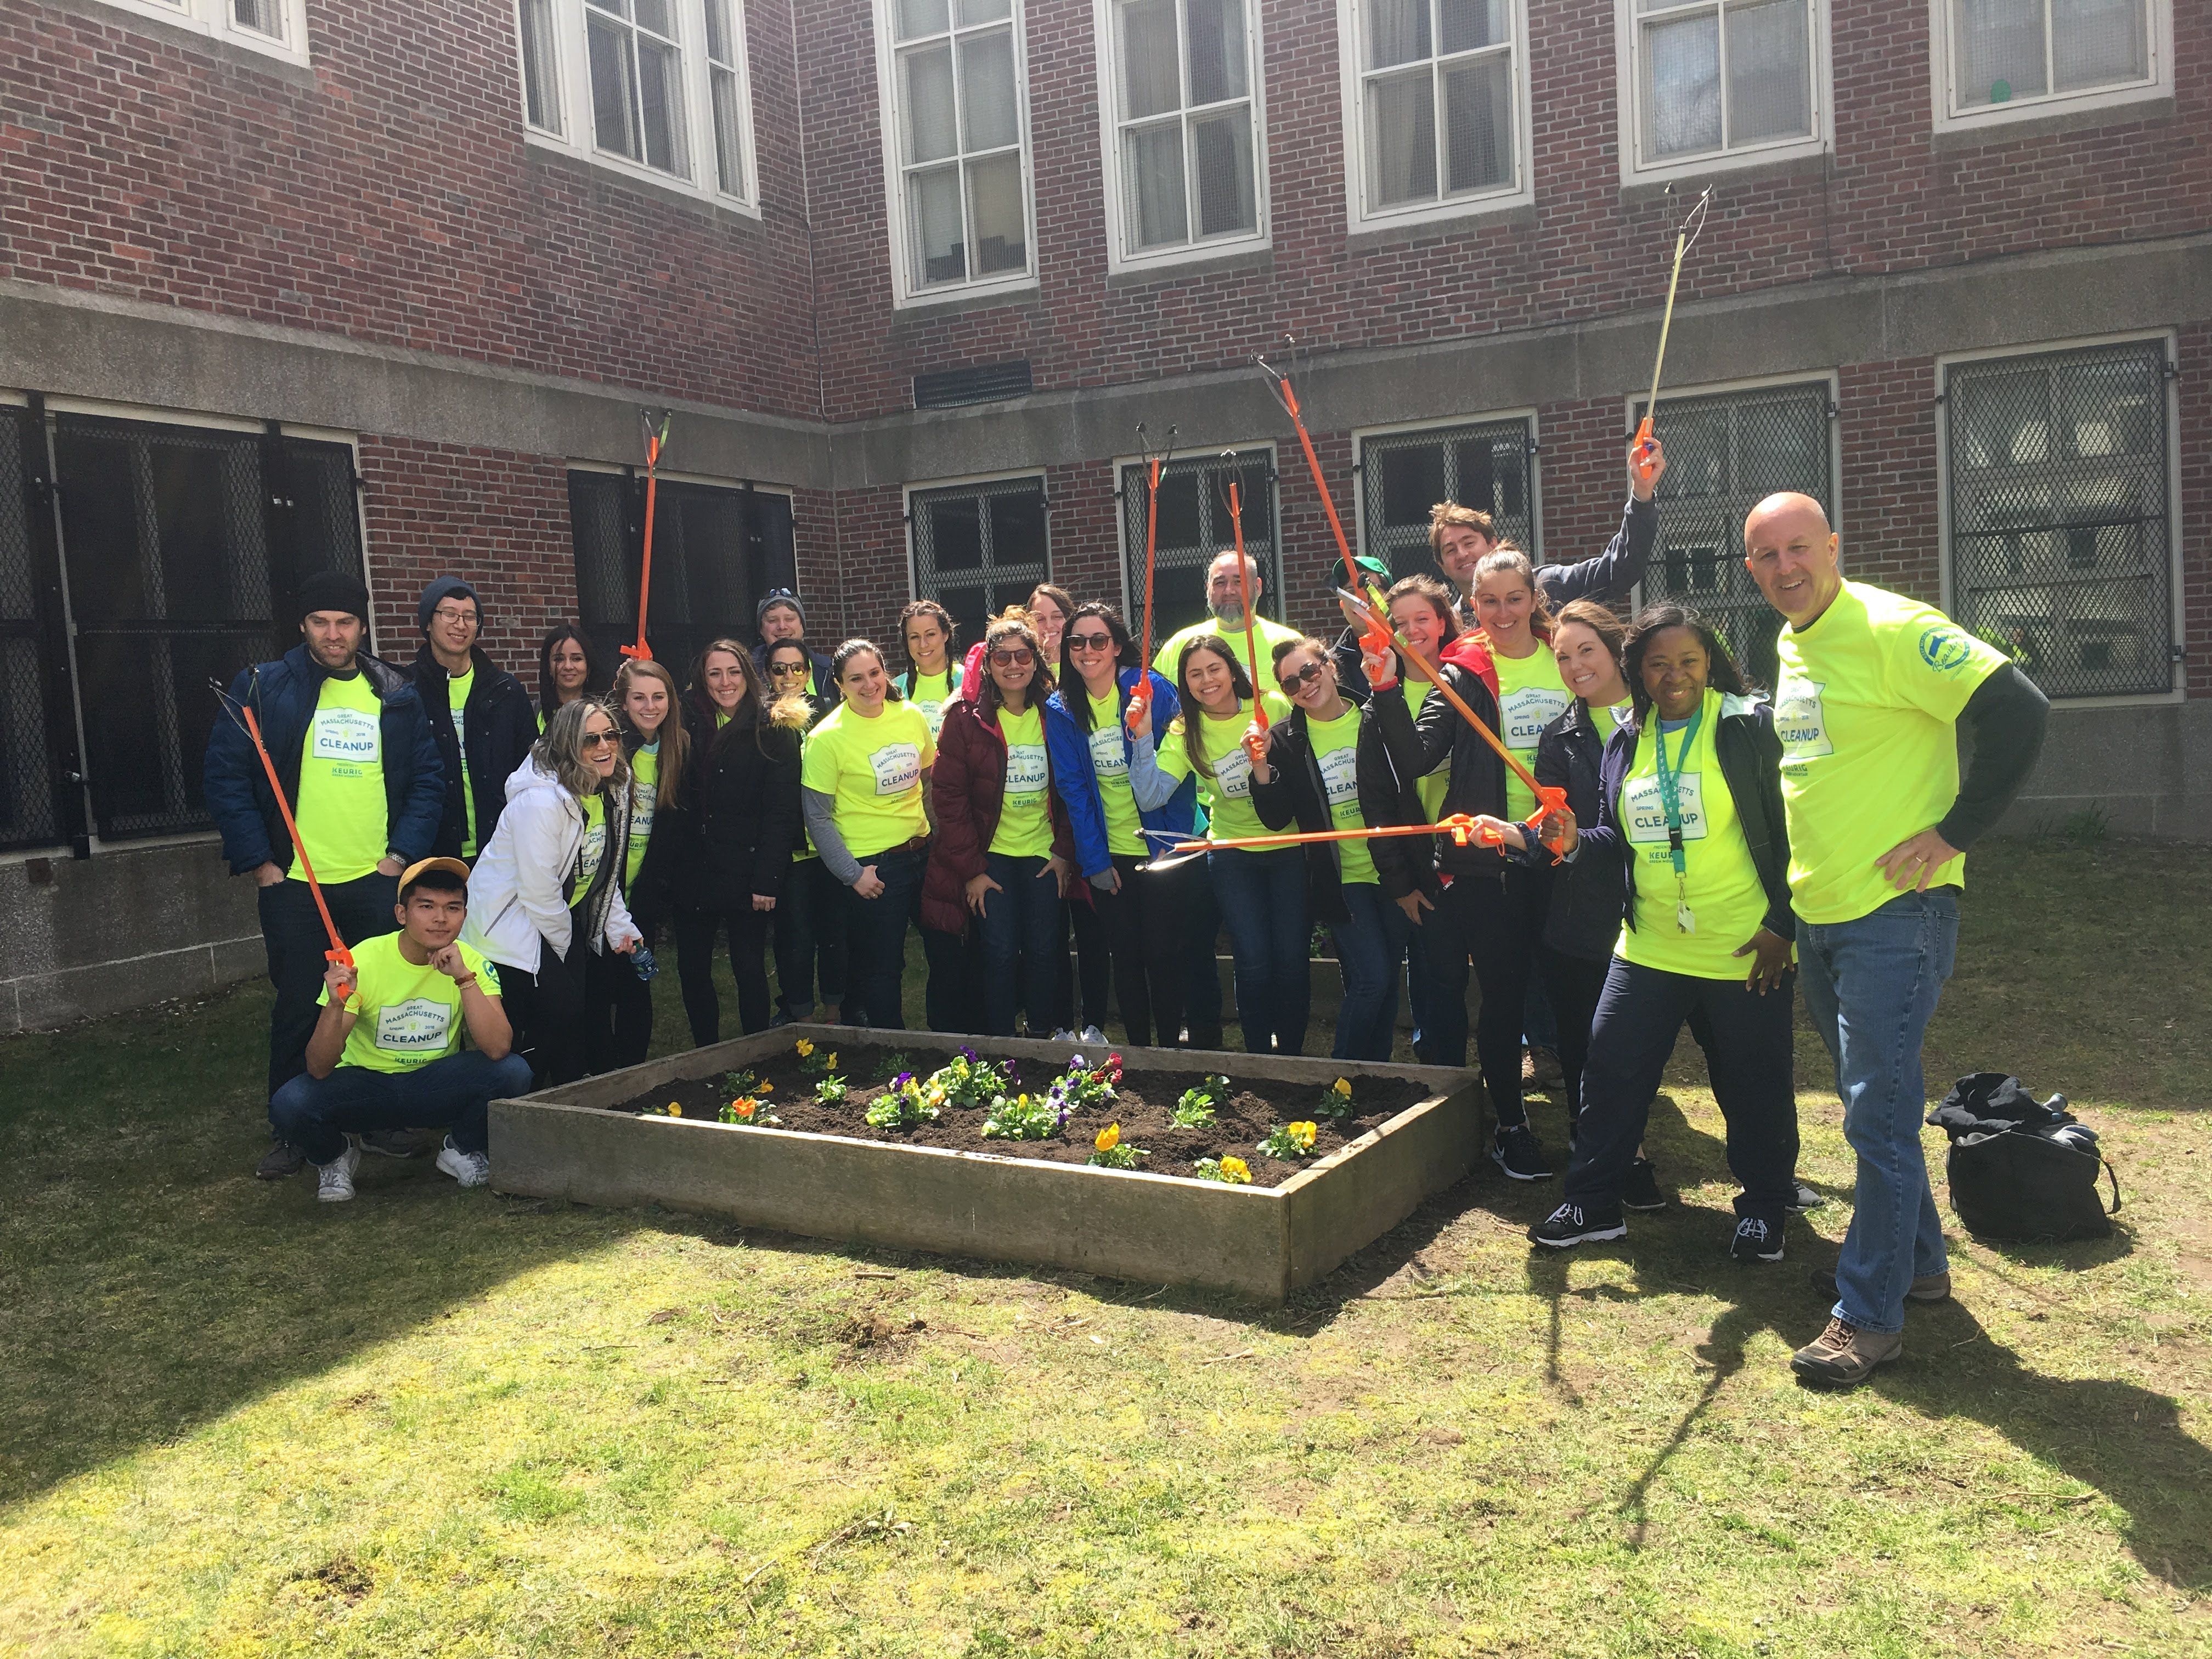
[1791,1317,1903,1386]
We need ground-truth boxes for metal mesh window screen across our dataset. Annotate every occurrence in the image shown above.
[1357,417,1537,582]
[1945,341,2174,699]
[569,470,796,675]
[1634,381,1833,688]
[911,475,1049,647]
[1120,450,1276,643]
[0,406,68,850]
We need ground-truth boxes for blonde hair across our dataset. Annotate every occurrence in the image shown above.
[531,697,630,800]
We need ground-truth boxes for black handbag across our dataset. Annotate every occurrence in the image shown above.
[1931,1073,2121,1243]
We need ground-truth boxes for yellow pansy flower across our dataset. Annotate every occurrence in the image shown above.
[795,1037,815,1058]
[1288,1121,1317,1150]
[1332,1077,1352,1097]
[1220,1156,1251,1184]
[1095,1123,1121,1152]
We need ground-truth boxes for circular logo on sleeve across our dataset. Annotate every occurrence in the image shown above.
[1918,625,1974,674]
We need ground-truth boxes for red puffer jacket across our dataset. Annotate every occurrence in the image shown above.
[919,693,1075,938]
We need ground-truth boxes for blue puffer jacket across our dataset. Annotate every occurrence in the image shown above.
[1043,667,1195,881]
[204,643,446,877]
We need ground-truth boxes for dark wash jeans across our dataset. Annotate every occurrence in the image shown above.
[259,870,399,1099]
[1092,852,1188,1048]
[1564,953,1799,1222]
[1209,845,1310,1056]
[842,844,926,1030]
[499,929,590,1086]
[773,856,850,1019]
[1328,882,1412,1063]
[269,1047,534,1164]
[975,851,1062,1037]
[674,903,774,1045]
[1412,863,1549,1127]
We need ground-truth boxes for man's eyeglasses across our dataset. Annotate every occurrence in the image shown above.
[988,647,1035,668]
[1067,631,1115,652]
[580,730,621,750]
[431,606,478,627]
[1278,661,1330,692]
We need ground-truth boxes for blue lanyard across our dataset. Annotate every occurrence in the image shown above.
[1651,705,1703,881]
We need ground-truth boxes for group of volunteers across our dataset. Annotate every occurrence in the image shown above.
[205,425,2048,1389]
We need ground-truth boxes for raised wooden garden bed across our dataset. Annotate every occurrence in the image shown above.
[488,1028,1478,1302]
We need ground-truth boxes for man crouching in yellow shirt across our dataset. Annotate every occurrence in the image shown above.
[268,857,535,1203]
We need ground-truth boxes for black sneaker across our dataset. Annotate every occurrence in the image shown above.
[256,1140,307,1180]
[1788,1182,1825,1213]
[1730,1216,1785,1263]
[1529,1201,1627,1248]
[1622,1156,1666,1211]
[1491,1122,1554,1181]
[359,1128,430,1159]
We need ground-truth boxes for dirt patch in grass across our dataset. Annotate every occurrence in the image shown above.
[604,1042,1431,1188]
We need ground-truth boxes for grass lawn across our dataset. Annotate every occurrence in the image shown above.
[2,837,2208,1657]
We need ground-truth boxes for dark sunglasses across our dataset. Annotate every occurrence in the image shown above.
[580,730,621,749]
[1279,661,1330,692]
[989,647,1035,668]
[1067,630,1116,651]
[768,659,810,675]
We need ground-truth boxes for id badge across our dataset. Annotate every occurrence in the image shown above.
[1676,902,1696,935]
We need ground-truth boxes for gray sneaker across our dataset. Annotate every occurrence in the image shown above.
[315,1144,362,1204]
[437,1138,491,1189]
[257,1140,307,1180]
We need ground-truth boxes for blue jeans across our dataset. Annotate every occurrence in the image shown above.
[977,852,1062,1036]
[842,844,926,1029]
[1329,883,1412,1062]
[1182,855,1224,1048]
[1210,847,1311,1055]
[1798,890,1959,1335]
[268,1047,534,1165]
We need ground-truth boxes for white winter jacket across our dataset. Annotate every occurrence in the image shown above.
[461,759,639,973]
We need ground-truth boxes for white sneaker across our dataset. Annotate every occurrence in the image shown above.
[1079,1026,1107,1045]
[1049,1029,1078,1042]
[437,1138,490,1188]
[315,1144,361,1203]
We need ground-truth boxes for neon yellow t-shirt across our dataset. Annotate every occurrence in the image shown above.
[1399,679,1449,820]
[990,703,1053,858]
[319,932,500,1075]
[1615,690,1770,980]
[448,668,477,857]
[800,699,935,860]
[293,670,387,884]
[903,668,956,739]
[1307,704,1376,887]
[1158,693,1291,842]
[1082,691,1147,857]
[575,792,608,898]
[1492,641,1572,822]
[625,744,658,890]
[1153,614,1303,691]
[1774,581,2008,926]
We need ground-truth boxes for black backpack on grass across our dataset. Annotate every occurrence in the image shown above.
[1927,1073,2120,1244]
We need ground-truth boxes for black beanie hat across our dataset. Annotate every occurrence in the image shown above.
[417,576,483,632]
[300,570,372,624]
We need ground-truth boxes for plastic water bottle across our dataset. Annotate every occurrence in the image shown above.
[631,944,659,982]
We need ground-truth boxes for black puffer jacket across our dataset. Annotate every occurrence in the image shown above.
[674,693,805,912]
[1249,698,1435,925]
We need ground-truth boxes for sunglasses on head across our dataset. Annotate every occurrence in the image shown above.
[1279,661,1329,692]
[989,647,1035,668]
[1068,630,1115,651]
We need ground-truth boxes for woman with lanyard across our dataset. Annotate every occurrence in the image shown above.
[800,640,936,1030]
[922,612,1073,1036]
[1044,602,1193,1048]
[672,638,803,1044]
[462,699,641,1085]
[764,639,848,1025]
[1159,636,1298,1053]
[1524,603,1801,1263]
[1253,637,1431,1063]
[895,600,960,739]
[580,657,691,1071]
[534,623,608,733]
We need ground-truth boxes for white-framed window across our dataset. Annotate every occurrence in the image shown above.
[1338,0,1533,230]
[1353,413,1539,576]
[517,0,759,213]
[906,473,1052,643]
[1095,0,1268,271]
[1929,0,2171,133]
[1938,335,2180,702]
[873,0,1037,306]
[1615,0,1831,185]
[84,0,313,65]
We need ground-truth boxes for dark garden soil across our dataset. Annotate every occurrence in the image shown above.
[606,1041,1432,1189]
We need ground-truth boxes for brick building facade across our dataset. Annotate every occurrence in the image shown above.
[3,0,2205,1026]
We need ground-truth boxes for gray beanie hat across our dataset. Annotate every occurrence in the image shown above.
[757,589,805,630]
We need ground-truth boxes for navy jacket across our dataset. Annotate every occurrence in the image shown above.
[205,644,445,877]
[411,646,536,860]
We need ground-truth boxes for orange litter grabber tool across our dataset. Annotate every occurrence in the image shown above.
[1218,455,1271,765]
[1630,187,1711,494]
[623,409,673,663]
[1138,814,1507,873]
[1334,585,1573,856]
[210,675,354,987]
[1126,422,1177,735]
[1256,341,1362,600]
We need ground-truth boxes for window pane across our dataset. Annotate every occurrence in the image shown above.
[898,0,950,40]
[989,488,1048,560]
[1953,0,2046,106]
[904,43,959,161]
[636,36,685,172]
[1367,0,1430,70]
[588,17,641,158]
[518,0,562,132]
[960,30,1019,150]
[1120,0,1182,119]
[910,164,967,284]
[1644,12,1720,156]
[232,0,283,38]
[1443,53,1511,190]
[1438,0,1508,55]
[1186,0,1248,105]
[1378,443,1447,528]
[927,497,985,571]
[635,0,674,36]
[1190,108,1256,237]
[704,0,733,60]
[2053,0,2148,91]
[1725,0,1809,144]
[966,151,1027,273]
[1366,67,1437,205]
[1124,121,1188,246]
[712,66,747,194]
[960,0,1012,20]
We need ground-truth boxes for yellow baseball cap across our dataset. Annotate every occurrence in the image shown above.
[398,856,471,893]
